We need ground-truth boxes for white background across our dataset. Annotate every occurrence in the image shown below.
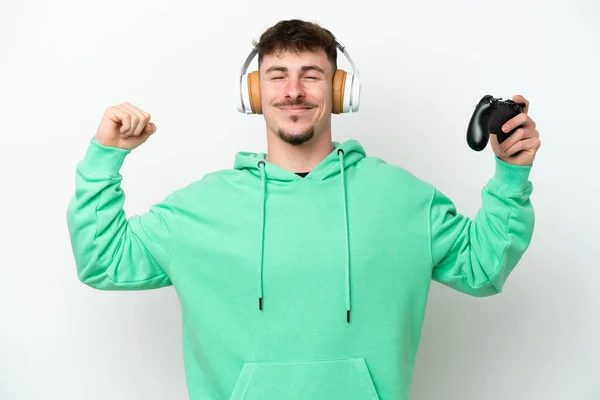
[1,0,598,399]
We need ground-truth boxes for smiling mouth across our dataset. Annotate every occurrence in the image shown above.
[279,106,313,112]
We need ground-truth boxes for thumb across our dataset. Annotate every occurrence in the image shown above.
[512,94,529,114]
[142,122,157,136]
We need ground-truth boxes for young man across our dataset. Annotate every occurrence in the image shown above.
[66,19,540,400]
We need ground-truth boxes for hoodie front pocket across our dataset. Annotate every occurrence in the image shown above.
[228,357,380,400]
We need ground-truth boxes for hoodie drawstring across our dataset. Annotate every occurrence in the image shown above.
[255,151,352,323]
[337,149,351,323]
[258,160,266,311]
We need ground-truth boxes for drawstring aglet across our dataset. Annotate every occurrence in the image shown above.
[347,310,350,323]
[259,297,263,310]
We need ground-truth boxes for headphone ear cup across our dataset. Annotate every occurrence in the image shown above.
[332,69,347,114]
[247,71,262,114]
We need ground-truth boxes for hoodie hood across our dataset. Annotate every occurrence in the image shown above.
[234,140,366,183]
[233,139,366,322]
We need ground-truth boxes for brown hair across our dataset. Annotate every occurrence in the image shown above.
[252,19,338,71]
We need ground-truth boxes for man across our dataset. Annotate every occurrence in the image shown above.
[66,19,540,400]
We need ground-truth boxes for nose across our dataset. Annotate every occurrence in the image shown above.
[284,77,305,100]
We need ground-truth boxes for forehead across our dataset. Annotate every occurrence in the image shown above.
[260,49,331,71]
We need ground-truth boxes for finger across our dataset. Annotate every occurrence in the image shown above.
[115,105,134,137]
[501,112,529,133]
[141,122,157,137]
[498,128,538,153]
[499,127,526,151]
[512,94,529,114]
[117,104,142,138]
[502,137,541,157]
[107,106,132,136]
[125,103,152,125]
[120,103,149,137]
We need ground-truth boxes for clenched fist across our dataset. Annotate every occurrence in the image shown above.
[94,102,157,150]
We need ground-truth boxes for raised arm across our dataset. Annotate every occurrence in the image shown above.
[66,103,174,290]
[429,157,535,296]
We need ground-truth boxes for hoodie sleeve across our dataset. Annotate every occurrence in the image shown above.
[428,156,535,296]
[66,138,174,290]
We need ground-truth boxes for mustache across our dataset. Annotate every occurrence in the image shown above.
[274,99,317,108]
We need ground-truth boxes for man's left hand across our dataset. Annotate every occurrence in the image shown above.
[491,95,541,166]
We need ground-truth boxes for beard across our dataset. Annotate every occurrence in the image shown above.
[277,123,315,146]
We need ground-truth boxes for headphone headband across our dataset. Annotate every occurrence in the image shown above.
[236,41,360,114]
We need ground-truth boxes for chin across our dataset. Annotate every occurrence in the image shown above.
[276,124,316,146]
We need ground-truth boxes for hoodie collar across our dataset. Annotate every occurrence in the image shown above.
[234,139,366,182]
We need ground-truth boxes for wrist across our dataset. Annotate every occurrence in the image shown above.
[93,133,121,149]
[489,156,533,194]
[79,137,131,177]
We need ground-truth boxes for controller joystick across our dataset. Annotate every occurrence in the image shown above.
[467,95,526,152]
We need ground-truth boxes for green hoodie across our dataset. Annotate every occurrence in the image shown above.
[66,137,535,399]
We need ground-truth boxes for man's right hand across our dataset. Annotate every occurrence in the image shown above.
[94,102,157,150]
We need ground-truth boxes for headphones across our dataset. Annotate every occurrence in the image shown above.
[236,41,360,115]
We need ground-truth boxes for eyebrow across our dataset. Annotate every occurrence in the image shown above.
[264,65,325,74]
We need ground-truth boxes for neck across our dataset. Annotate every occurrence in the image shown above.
[265,128,334,173]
